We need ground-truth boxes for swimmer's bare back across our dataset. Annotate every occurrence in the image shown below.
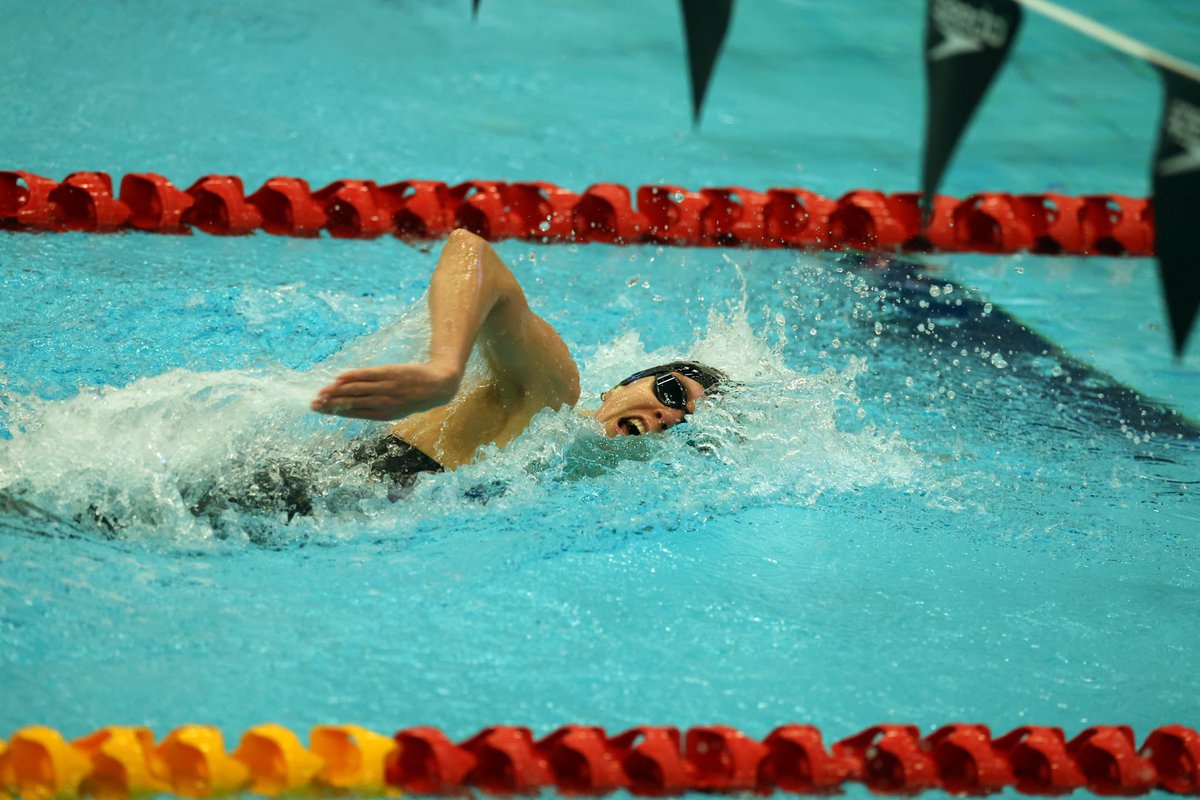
[312,229,581,469]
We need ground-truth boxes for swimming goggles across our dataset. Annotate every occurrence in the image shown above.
[617,368,694,412]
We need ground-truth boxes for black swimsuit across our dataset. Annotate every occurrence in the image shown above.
[183,434,443,527]
[355,434,445,485]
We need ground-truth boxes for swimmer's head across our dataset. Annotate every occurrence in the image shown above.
[593,361,729,437]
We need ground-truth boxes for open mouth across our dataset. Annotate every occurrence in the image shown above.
[618,417,647,436]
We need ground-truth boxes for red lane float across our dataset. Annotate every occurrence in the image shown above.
[182,175,264,235]
[0,170,1158,256]
[48,172,132,232]
[380,723,1200,796]
[120,173,194,233]
[0,171,63,229]
[248,177,327,237]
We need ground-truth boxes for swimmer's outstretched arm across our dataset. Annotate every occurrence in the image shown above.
[311,229,580,421]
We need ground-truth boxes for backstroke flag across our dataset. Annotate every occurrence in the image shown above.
[922,0,1022,214]
[679,0,735,126]
[1152,69,1200,355]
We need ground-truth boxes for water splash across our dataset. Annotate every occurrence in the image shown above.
[0,286,922,548]
[0,367,346,543]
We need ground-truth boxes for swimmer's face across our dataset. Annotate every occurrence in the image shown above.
[593,371,708,437]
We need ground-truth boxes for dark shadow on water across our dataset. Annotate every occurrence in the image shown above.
[856,254,1198,441]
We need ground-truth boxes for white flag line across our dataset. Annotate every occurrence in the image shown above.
[1013,0,1200,83]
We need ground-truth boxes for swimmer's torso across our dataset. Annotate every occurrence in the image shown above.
[389,377,552,469]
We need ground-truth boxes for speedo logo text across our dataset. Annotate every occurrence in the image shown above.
[930,0,1010,61]
[1159,97,1200,177]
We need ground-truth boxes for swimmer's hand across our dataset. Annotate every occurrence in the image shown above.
[311,362,461,421]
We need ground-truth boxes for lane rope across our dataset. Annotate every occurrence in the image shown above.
[1,723,1197,797]
[0,170,1155,256]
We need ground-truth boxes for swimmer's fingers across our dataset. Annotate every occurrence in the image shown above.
[311,396,398,419]
[319,380,384,398]
[317,371,389,396]
[314,381,418,411]
[313,376,397,407]
[331,367,389,384]
[311,363,459,419]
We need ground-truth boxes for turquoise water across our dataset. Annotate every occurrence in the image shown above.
[2,0,1199,793]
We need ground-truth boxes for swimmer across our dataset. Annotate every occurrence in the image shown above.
[310,228,727,482]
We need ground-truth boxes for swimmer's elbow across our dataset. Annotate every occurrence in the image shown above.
[445,228,515,293]
[555,370,581,409]
[447,227,481,245]
[447,227,495,256]
[440,228,490,270]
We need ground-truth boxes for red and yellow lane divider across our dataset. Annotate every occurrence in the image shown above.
[0,170,1155,256]
[1,723,1198,797]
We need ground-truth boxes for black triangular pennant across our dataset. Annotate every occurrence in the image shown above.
[921,0,1022,213]
[679,0,734,127]
[1152,68,1200,356]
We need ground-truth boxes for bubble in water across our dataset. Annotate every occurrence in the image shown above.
[874,321,883,335]
[990,352,1009,369]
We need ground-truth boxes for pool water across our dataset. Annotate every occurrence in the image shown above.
[2,0,1198,792]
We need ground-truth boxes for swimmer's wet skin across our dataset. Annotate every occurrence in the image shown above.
[311,229,727,466]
